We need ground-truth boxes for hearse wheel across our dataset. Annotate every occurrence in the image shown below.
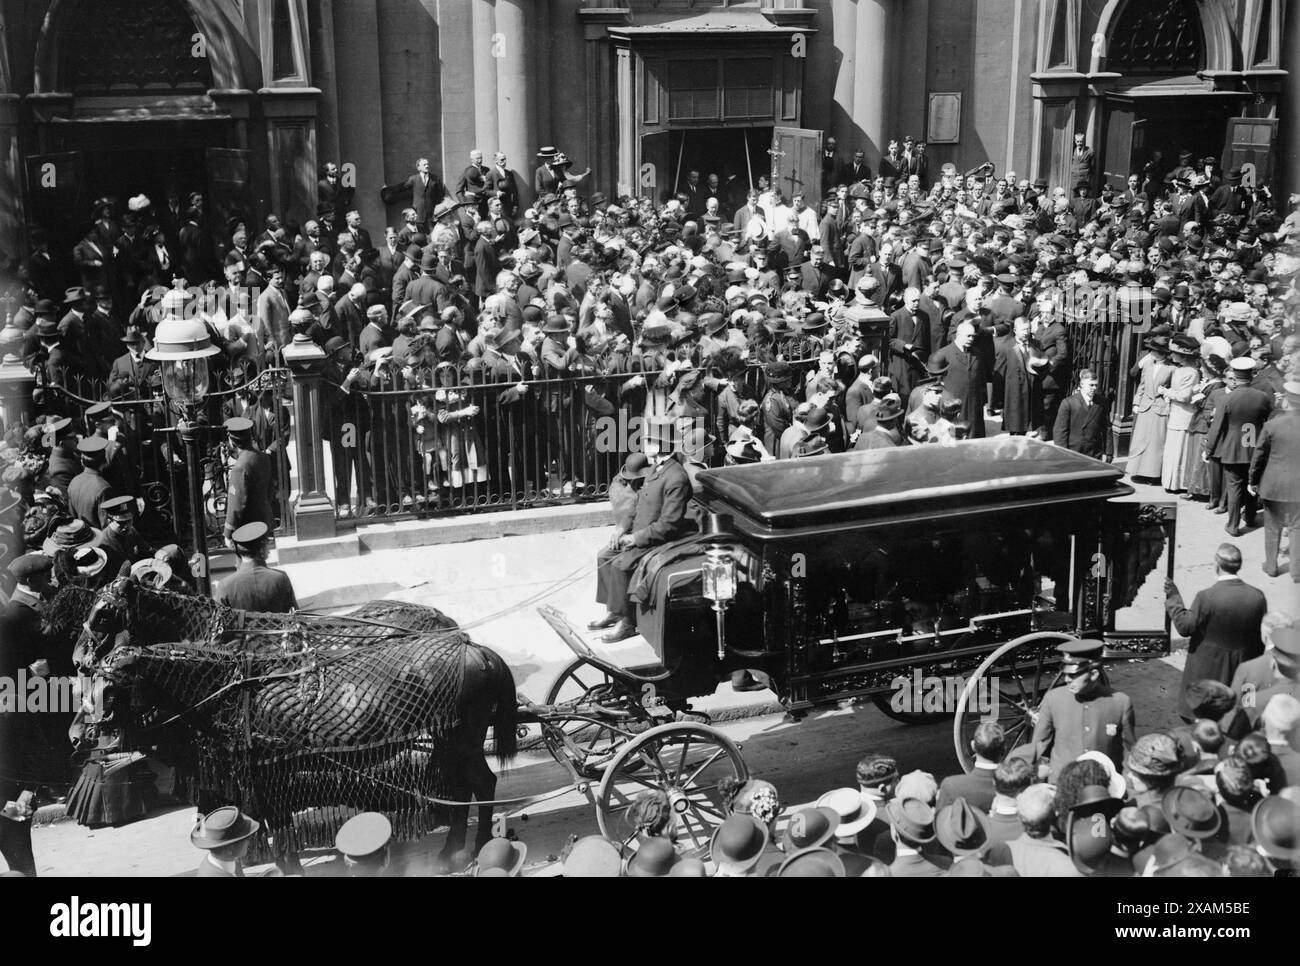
[545,657,647,779]
[952,631,1077,773]
[596,721,748,859]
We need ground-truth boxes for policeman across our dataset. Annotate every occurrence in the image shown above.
[215,522,297,613]
[1030,639,1136,782]
[85,401,140,498]
[67,436,117,528]
[92,495,152,578]
[42,417,80,493]
[222,416,275,548]
[335,811,393,877]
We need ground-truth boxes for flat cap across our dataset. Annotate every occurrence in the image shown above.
[8,553,54,582]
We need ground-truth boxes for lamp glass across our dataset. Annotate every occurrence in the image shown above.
[161,356,210,406]
[702,548,736,603]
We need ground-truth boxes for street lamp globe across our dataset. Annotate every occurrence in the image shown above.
[146,298,219,408]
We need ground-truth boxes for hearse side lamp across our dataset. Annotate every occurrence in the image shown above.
[702,547,737,661]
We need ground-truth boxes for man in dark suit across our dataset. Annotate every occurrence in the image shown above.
[929,320,987,438]
[1031,640,1135,780]
[1069,132,1095,190]
[1166,543,1268,720]
[1052,369,1111,459]
[215,522,297,613]
[887,287,930,400]
[317,161,354,226]
[1035,309,1071,435]
[839,148,872,187]
[1207,359,1274,536]
[382,157,450,230]
[342,210,372,252]
[821,136,841,187]
[937,720,1004,813]
[485,151,521,216]
[594,437,693,644]
[222,417,276,548]
[1,553,55,877]
[68,436,117,528]
[996,317,1046,436]
[1249,385,1300,580]
[455,149,489,209]
[473,223,502,302]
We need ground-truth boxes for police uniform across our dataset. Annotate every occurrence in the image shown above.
[223,417,276,538]
[336,811,393,877]
[67,436,117,528]
[92,495,153,577]
[1030,640,1136,781]
[214,522,298,613]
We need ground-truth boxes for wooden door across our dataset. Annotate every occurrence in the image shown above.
[205,147,252,251]
[639,132,671,204]
[1222,117,1277,187]
[770,126,821,205]
[25,152,87,269]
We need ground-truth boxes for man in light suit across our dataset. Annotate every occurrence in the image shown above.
[1249,384,1300,580]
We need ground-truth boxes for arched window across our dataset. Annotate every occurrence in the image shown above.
[1106,0,1205,74]
[62,0,213,94]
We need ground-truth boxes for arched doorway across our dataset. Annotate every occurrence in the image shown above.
[25,0,257,284]
[1094,0,1255,190]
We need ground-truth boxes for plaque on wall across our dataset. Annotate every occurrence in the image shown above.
[927,92,962,145]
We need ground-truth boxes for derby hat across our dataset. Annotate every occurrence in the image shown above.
[1161,786,1222,840]
[624,837,677,877]
[475,836,527,877]
[886,797,936,844]
[791,436,829,458]
[803,406,831,433]
[1252,796,1300,861]
[63,286,89,305]
[934,797,993,856]
[618,453,651,481]
[190,806,259,850]
[777,847,846,877]
[780,807,841,853]
[35,318,59,339]
[924,357,950,376]
[700,312,728,336]
[541,313,571,335]
[709,815,768,874]
[872,394,904,423]
[33,299,58,318]
[799,311,829,333]
[1068,784,1123,820]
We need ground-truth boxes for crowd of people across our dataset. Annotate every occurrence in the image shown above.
[3,123,1300,876]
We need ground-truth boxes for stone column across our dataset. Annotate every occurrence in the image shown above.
[615,47,636,198]
[495,0,535,207]
[852,0,892,159]
[471,0,500,155]
[282,334,335,541]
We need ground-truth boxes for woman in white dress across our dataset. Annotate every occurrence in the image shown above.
[1159,334,1202,492]
[1127,335,1175,481]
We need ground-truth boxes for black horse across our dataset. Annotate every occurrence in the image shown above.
[70,579,518,872]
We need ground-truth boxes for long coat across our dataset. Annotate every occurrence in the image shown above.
[225,448,276,532]
[1166,577,1268,719]
[1207,386,1273,466]
[1250,409,1300,502]
[929,343,987,438]
[887,307,931,399]
[995,339,1042,435]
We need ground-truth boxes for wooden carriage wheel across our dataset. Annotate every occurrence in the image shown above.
[951,631,1078,773]
[596,722,748,859]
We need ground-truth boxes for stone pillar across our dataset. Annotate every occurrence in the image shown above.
[472,0,500,155]
[282,334,335,541]
[494,0,535,207]
[0,94,21,274]
[852,0,892,160]
[615,47,636,198]
[0,354,35,432]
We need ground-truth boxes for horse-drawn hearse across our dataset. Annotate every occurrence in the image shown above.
[67,437,1175,868]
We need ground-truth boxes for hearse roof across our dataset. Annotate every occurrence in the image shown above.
[697,437,1131,536]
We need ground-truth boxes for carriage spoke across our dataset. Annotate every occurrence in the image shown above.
[672,736,693,783]
[681,748,728,790]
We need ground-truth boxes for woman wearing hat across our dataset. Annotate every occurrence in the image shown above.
[1127,334,1175,482]
[1159,334,1202,493]
[1182,354,1228,504]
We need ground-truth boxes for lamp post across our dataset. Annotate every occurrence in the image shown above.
[146,293,219,593]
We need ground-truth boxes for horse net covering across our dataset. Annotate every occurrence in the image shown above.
[59,585,477,856]
[126,629,472,856]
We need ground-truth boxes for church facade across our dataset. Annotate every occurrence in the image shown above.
[0,0,1293,272]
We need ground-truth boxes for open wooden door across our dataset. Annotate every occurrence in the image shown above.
[1222,117,1277,187]
[639,132,671,204]
[1102,105,1134,189]
[205,148,252,252]
[770,126,821,205]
